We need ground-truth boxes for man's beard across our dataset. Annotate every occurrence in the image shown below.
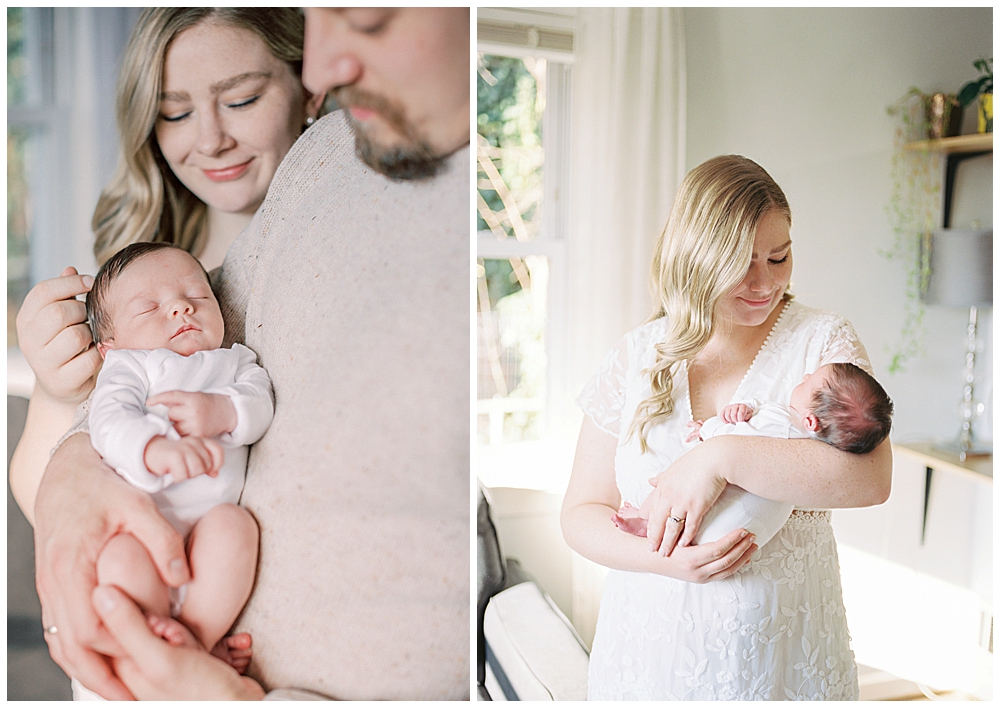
[334,86,447,181]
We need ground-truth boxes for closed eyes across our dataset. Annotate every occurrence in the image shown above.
[227,95,260,110]
[159,95,261,123]
[160,111,190,123]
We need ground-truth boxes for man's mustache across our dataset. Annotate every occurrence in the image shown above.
[332,86,414,141]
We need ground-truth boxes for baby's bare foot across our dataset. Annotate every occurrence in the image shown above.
[211,632,254,675]
[147,614,200,649]
[612,511,649,538]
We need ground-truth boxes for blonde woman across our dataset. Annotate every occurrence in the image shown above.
[11,8,323,520]
[561,155,891,700]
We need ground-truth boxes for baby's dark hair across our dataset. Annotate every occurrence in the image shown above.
[810,363,893,454]
[86,241,208,345]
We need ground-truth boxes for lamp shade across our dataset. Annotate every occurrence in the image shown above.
[921,228,993,308]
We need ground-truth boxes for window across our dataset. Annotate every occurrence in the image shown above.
[7,8,139,395]
[476,9,575,487]
[7,7,53,347]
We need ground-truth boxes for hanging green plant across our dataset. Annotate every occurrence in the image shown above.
[882,88,941,373]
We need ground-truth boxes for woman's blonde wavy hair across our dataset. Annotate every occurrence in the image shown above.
[92,8,308,265]
[628,155,792,452]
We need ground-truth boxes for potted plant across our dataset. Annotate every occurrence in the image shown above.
[887,87,961,141]
[957,57,992,133]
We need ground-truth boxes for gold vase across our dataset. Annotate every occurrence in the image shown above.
[978,93,993,133]
[925,92,962,139]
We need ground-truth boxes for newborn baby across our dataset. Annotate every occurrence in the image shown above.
[86,242,272,669]
[614,362,893,547]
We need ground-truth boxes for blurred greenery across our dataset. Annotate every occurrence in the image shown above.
[476,54,546,308]
[477,53,545,240]
[8,8,25,105]
[477,54,549,444]
[8,9,31,346]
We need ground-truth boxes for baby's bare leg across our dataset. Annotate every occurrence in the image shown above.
[96,534,171,618]
[178,503,259,651]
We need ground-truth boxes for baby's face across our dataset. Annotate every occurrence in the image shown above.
[788,364,835,419]
[98,249,224,357]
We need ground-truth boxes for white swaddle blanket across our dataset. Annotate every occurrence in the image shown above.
[693,401,810,546]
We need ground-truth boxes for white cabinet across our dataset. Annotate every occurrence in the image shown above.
[833,444,992,699]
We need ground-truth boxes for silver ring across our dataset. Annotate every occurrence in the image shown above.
[668,516,685,524]
[45,625,58,634]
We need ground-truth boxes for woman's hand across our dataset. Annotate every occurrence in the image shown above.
[16,266,101,404]
[34,434,190,701]
[644,438,730,556]
[93,585,264,700]
[563,417,755,583]
[650,527,758,583]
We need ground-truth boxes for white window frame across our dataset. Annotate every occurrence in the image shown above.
[476,9,577,489]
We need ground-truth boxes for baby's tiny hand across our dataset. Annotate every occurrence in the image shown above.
[720,403,753,424]
[147,391,237,439]
[685,420,704,443]
[144,436,224,483]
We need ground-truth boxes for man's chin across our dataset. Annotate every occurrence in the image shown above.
[358,144,446,181]
[350,125,445,181]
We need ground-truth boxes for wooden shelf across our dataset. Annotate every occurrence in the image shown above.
[894,442,992,483]
[900,133,992,227]
[904,133,993,154]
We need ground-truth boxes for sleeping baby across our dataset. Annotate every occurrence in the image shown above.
[614,362,893,547]
[85,242,272,676]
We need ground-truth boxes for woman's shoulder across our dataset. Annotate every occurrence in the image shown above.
[590,317,667,380]
[622,316,669,351]
[770,300,871,371]
[779,300,855,336]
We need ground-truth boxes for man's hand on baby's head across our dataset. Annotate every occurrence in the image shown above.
[146,391,237,439]
[144,436,224,483]
[720,404,753,424]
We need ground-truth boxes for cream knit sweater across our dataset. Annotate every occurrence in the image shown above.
[215,111,470,699]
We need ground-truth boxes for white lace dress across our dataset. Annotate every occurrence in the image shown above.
[579,300,868,700]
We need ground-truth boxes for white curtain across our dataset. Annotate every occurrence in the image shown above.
[564,7,687,411]
[562,6,686,644]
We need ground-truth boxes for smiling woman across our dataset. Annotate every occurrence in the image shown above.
[561,155,892,700]
[153,22,316,260]
[94,8,323,269]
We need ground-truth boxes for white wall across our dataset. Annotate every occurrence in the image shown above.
[684,7,993,445]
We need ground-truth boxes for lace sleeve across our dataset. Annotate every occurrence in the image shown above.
[818,316,873,375]
[577,338,629,437]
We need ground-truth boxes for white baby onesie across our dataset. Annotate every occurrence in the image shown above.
[693,401,811,547]
[89,343,273,537]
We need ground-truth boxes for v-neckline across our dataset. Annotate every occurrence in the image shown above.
[682,299,791,423]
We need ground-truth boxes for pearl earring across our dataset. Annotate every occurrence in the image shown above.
[305,116,316,127]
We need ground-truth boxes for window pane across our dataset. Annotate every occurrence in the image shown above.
[477,54,545,242]
[7,7,46,107]
[8,127,38,346]
[477,256,548,445]
[7,8,27,105]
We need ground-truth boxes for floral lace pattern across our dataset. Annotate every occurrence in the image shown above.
[580,301,867,700]
[577,340,628,437]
